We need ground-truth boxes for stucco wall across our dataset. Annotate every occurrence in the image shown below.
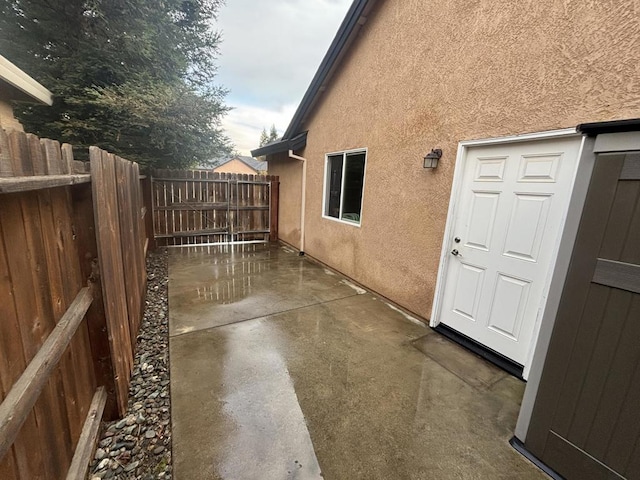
[269,152,303,247]
[276,0,640,320]
[214,159,257,175]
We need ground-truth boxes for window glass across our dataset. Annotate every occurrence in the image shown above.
[323,150,366,224]
[326,154,343,218]
[341,153,365,222]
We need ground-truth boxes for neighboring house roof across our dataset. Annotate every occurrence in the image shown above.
[216,155,267,172]
[251,0,377,158]
[0,55,53,105]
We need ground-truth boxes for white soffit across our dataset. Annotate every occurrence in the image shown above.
[0,54,53,105]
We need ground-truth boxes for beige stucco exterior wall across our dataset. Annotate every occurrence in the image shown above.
[0,99,24,132]
[214,159,257,175]
[274,0,640,321]
[268,152,303,247]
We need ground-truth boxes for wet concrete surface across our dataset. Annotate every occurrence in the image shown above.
[169,244,546,479]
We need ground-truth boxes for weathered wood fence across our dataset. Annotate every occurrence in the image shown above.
[0,128,148,480]
[151,169,279,247]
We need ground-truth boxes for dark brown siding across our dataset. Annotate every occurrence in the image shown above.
[526,151,640,479]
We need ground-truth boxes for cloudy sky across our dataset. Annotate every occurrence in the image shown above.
[213,0,352,155]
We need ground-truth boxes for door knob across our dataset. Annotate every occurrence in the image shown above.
[451,249,460,256]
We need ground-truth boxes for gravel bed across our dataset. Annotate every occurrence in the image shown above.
[89,250,171,480]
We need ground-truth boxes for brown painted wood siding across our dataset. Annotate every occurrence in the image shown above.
[526,151,640,480]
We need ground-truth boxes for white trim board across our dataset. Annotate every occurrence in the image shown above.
[429,128,582,379]
[0,55,53,105]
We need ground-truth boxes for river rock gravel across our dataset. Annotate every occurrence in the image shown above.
[88,250,171,480]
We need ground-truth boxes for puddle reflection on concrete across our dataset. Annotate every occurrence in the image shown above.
[218,321,323,480]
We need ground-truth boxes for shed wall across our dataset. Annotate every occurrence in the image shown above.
[276,0,640,319]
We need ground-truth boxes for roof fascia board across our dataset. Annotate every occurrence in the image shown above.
[577,118,640,136]
[282,0,376,139]
[0,55,53,105]
[250,132,308,157]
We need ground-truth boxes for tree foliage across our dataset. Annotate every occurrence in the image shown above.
[259,124,279,147]
[0,0,232,168]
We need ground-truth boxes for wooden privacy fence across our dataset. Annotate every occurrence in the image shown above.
[151,169,279,247]
[0,128,147,480]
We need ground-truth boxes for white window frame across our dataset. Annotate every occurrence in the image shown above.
[321,147,367,227]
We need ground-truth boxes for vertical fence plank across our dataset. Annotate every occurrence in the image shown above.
[0,129,12,177]
[41,139,96,452]
[116,157,138,348]
[0,220,33,480]
[41,139,63,175]
[0,194,46,479]
[90,147,132,414]
[141,175,156,253]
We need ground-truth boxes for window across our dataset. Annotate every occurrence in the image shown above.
[323,149,366,225]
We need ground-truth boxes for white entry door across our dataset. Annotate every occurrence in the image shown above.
[437,135,583,366]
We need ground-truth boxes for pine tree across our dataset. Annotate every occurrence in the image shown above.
[259,127,269,147]
[258,124,278,147]
[0,0,232,168]
[268,124,279,143]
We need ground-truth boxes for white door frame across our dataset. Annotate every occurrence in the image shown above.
[430,128,585,378]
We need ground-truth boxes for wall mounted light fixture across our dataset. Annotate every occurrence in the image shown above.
[423,148,442,169]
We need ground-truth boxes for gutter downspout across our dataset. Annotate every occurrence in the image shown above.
[288,150,307,255]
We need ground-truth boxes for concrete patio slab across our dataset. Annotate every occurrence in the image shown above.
[169,244,546,479]
[169,245,361,336]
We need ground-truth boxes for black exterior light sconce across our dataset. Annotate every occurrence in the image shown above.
[423,148,442,169]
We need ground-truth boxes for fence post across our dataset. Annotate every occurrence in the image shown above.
[270,176,279,242]
[140,174,156,253]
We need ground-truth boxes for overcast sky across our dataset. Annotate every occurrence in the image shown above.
[213,0,352,155]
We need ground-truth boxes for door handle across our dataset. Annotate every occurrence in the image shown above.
[451,249,461,257]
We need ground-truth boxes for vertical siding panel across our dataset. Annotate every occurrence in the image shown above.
[620,188,640,264]
[550,285,610,437]
[566,289,633,448]
[599,182,640,260]
[598,296,640,470]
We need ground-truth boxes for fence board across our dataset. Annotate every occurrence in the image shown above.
[0,221,30,479]
[0,129,11,177]
[43,144,96,448]
[90,148,133,414]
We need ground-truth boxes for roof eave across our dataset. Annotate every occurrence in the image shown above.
[577,118,640,136]
[0,55,53,106]
[250,132,308,157]
[282,0,377,140]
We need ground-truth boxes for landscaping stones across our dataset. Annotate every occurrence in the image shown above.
[88,250,171,479]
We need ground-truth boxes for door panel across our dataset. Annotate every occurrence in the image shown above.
[487,273,530,340]
[466,191,500,250]
[502,193,551,262]
[451,263,485,321]
[438,137,582,365]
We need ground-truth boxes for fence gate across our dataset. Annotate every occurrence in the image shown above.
[151,170,279,247]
